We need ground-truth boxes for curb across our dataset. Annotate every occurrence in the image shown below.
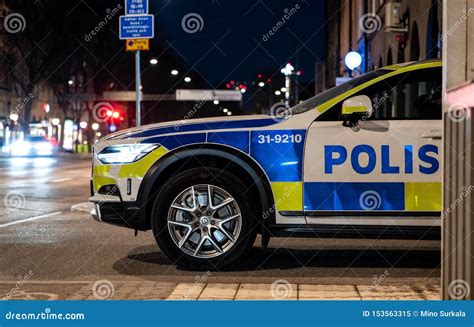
[71,202,94,213]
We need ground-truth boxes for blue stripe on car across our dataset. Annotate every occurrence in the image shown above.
[250,130,306,182]
[303,182,405,211]
[109,118,285,140]
[207,131,250,153]
[141,133,206,150]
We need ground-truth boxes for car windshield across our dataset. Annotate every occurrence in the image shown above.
[285,69,391,115]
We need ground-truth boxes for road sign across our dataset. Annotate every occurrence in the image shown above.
[125,0,148,15]
[176,89,242,102]
[119,15,154,39]
[126,39,149,51]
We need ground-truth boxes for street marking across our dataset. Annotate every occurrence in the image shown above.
[51,178,72,183]
[0,212,62,228]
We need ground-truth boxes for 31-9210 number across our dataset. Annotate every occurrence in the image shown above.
[257,133,303,144]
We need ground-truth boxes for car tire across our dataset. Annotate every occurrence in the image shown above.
[151,167,258,270]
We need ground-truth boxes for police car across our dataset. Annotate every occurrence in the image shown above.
[90,59,442,269]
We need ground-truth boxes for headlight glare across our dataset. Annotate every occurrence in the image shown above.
[97,144,158,164]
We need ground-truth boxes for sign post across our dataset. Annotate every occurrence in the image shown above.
[119,0,153,127]
[135,50,141,127]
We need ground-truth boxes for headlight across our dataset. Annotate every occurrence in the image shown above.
[97,144,158,164]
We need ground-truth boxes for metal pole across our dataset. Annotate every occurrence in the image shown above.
[135,50,141,127]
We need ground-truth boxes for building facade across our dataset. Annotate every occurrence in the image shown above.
[326,0,442,87]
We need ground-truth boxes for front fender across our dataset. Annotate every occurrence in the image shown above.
[137,144,275,228]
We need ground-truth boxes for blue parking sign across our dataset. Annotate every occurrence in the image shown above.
[119,15,154,39]
[125,0,148,15]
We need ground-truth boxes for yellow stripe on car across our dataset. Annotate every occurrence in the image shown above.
[271,182,303,211]
[342,105,367,115]
[118,146,169,178]
[405,182,442,211]
[92,165,115,191]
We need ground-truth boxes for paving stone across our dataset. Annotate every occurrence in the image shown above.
[357,285,424,300]
[299,284,361,300]
[167,282,206,300]
[411,284,441,300]
[198,283,239,300]
[234,283,298,300]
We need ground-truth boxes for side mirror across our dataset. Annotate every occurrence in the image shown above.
[341,95,373,128]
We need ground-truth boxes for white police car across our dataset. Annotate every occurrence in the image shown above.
[90,60,442,269]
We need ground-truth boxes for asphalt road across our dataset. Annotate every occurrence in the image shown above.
[0,155,441,288]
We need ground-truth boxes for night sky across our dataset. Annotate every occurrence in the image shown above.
[5,0,327,122]
[148,0,326,85]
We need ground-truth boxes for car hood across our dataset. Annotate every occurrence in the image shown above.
[104,114,284,141]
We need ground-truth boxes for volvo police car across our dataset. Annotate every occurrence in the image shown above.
[90,60,442,269]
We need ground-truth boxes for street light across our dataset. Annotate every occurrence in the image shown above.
[258,81,265,87]
[171,69,179,75]
[68,80,74,86]
[344,51,362,71]
[149,58,158,65]
[213,100,219,105]
[79,121,88,129]
[184,76,191,83]
[227,111,232,116]
[91,123,99,131]
[223,108,229,113]
[275,90,281,96]
[9,112,19,122]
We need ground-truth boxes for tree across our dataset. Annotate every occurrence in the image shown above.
[0,0,68,134]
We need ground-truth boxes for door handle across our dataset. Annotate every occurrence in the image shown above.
[421,130,442,140]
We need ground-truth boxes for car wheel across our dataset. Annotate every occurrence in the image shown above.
[151,167,258,270]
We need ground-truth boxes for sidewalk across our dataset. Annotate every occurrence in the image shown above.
[0,281,440,300]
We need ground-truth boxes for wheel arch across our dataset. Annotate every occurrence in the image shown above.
[138,143,275,230]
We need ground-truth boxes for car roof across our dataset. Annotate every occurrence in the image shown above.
[382,59,441,71]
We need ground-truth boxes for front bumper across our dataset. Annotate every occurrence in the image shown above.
[89,195,149,231]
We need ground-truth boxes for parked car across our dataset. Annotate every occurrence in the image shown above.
[90,59,442,269]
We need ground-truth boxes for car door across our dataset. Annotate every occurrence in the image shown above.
[303,67,442,225]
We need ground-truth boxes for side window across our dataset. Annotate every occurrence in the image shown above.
[317,67,442,121]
